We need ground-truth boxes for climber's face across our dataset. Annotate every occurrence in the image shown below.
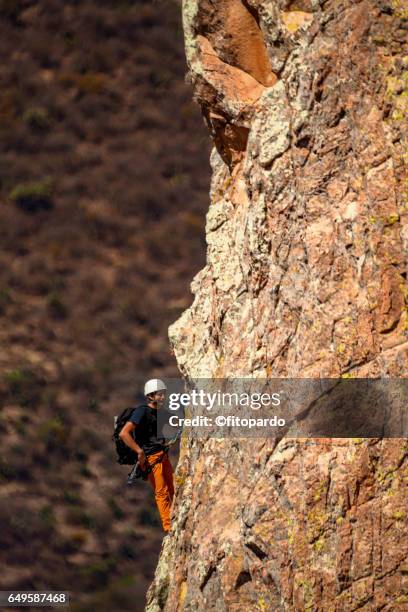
[150,390,166,407]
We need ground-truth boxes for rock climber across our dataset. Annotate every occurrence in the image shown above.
[119,378,174,533]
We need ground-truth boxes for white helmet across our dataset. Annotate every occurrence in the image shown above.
[144,378,167,397]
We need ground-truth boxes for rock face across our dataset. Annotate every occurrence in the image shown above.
[147,0,408,610]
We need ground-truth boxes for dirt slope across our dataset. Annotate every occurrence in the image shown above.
[0,1,209,609]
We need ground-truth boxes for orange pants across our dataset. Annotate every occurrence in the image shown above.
[147,451,174,532]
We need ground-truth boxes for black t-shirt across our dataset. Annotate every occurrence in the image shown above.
[129,404,166,456]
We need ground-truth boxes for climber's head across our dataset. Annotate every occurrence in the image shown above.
[144,378,167,408]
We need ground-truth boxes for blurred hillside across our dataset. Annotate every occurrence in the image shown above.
[0,0,210,609]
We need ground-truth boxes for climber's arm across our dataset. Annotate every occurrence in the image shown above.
[119,421,146,466]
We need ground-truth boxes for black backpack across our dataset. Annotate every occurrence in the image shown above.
[113,407,138,465]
